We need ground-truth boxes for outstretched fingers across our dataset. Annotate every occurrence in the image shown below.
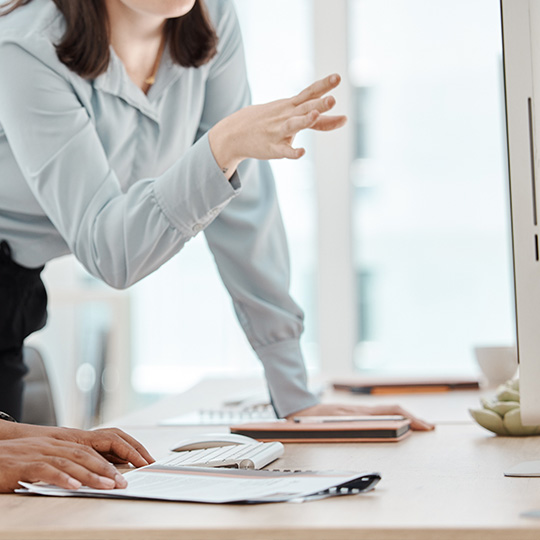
[289,87,347,135]
[277,109,322,159]
[295,95,336,117]
[291,74,341,106]
[283,109,320,136]
[311,114,348,132]
[275,145,305,159]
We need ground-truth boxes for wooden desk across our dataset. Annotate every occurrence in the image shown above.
[1,380,540,540]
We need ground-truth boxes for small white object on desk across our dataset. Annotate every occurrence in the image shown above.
[505,461,540,477]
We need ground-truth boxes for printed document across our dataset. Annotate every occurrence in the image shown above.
[18,462,380,504]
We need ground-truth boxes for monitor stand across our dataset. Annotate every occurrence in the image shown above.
[504,461,540,477]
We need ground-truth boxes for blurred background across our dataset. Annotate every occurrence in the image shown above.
[27,0,514,427]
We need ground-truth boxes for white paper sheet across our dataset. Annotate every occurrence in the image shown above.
[18,464,380,504]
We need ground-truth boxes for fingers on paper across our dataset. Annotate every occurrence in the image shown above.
[90,428,154,468]
[19,440,125,490]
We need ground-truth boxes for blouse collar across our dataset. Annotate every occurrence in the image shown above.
[93,45,187,123]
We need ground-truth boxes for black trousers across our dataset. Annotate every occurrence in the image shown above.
[0,241,47,421]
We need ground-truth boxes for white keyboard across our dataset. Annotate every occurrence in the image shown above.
[159,408,277,426]
[158,441,284,470]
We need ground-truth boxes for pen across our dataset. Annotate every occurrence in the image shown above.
[293,415,406,423]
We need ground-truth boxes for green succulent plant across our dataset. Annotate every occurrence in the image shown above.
[469,378,540,436]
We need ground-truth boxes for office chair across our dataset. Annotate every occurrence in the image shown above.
[21,346,57,426]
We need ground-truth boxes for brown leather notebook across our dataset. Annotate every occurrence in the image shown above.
[230,419,411,443]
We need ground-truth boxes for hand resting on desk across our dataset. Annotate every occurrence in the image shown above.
[289,403,435,431]
[0,422,154,493]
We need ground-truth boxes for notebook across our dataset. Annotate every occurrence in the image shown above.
[332,376,480,394]
[230,418,411,443]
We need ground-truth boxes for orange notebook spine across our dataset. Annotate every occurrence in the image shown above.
[369,385,451,394]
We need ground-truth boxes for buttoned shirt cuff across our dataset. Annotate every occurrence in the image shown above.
[152,133,241,236]
[254,339,320,418]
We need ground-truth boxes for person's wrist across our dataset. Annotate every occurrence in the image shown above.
[208,120,242,180]
[0,419,23,440]
[4,422,56,440]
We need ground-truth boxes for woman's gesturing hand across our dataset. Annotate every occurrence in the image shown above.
[0,437,129,493]
[209,73,347,179]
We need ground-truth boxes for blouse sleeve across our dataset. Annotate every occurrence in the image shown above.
[197,1,319,417]
[0,38,239,289]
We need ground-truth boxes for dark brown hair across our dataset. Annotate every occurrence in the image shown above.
[0,0,218,78]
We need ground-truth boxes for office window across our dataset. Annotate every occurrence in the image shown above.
[349,0,514,375]
[31,0,516,426]
[130,0,317,395]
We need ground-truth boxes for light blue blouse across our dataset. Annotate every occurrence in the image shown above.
[0,0,318,417]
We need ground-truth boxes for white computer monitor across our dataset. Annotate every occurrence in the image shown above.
[501,0,540,426]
